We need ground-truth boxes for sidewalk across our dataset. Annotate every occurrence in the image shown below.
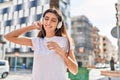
[101,70,120,80]
[9,68,32,75]
[0,69,32,80]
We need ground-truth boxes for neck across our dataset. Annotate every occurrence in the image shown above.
[46,33,55,38]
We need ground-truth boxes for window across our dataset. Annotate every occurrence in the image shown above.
[0,61,5,66]
[0,0,4,3]
[1,7,10,14]
[4,19,13,26]
[24,32,32,37]
[0,0,13,9]
[0,0,12,3]
[35,14,42,21]
[19,17,28,24]
[29,0,38,8]
[15,4,23,11]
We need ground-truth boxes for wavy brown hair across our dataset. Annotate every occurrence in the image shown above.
[37,8,67,38]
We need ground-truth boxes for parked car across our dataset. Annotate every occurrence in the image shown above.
[114,64,120,71]
[0,60,9,78]
[95,63,109,69]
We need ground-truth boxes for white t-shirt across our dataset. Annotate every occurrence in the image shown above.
[31,36,69,80]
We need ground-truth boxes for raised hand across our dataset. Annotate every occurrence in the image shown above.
[32,21,42,30]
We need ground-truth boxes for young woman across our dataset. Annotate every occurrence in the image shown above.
[4,8,78,80]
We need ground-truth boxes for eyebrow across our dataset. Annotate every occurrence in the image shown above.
[45,16,57,20]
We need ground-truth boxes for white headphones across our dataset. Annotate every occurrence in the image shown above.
[40,15,62,29]
[57,21,62,29]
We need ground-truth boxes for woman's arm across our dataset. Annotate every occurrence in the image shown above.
[58,49,78,75]
[4,25,35,46]
[65,50,78,74]
[4,21,42,46]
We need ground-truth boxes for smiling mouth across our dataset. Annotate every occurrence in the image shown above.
[46,25,52,28]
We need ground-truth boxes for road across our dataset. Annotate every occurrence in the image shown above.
[0,69,32,80]
[89,68,120,80]
[1,74,32,80]
[1,68,120,80]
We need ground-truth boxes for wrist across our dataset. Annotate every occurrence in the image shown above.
[32,22,42,30]
[28,25,36,30]
[56,48,68,60]
[62,53,68,60]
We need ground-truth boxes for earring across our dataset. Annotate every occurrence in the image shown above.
[57,21,62,29]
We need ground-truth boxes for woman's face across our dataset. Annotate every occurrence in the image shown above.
[43,12,59,33]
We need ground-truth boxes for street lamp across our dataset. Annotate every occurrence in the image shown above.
[14,52,19,72]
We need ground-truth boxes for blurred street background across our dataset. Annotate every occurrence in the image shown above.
[0,0,120,80]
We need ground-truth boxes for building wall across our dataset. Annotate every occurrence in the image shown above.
[71,15,94,66]
[92,27,100,63]
[59,0,71,34]
[92,27,99,55]
[99,35,117,63]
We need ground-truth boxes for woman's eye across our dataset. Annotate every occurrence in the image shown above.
[45,18,49,20]
[52,20,56,22]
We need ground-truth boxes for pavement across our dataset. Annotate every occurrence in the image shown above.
[9,68,32,74]
[89,68,120,80]
[0,68,120,80]
[0,69,32,80]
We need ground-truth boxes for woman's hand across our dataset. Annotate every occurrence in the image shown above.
[47,41,66,56]
[47,41,61,51]
[32,21,42,30]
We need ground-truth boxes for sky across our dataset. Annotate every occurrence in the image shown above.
[70,0,118,48]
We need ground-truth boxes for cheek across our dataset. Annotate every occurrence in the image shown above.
[52,23,58,28]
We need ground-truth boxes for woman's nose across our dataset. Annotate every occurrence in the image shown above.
[47,20,51,25]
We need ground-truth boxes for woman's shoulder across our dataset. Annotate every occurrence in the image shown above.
[32,37,44,41]
[55,36,68,41]
[32,37,43,39]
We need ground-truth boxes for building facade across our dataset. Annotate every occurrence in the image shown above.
[71,15,117,66]
[71,15,94,66]
[0,0,71,68]
[99,35,117,63]
[92,27,100,63]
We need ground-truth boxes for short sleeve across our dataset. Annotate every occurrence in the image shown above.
[64,37,75,52]
[63,38,69,53]
[70,43,75,50]
[31,37,39,51]
[62,37,74,53]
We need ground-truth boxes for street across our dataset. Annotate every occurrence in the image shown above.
[0,69,32,80]
[89,68,120,80]
[1,74,32,80]
[0,68,120,80]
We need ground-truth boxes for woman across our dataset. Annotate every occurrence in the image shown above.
[4,8,78,80]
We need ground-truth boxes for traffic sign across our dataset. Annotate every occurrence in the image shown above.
[111,26,120,38]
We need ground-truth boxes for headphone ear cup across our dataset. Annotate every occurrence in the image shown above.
[57,21,62,29]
